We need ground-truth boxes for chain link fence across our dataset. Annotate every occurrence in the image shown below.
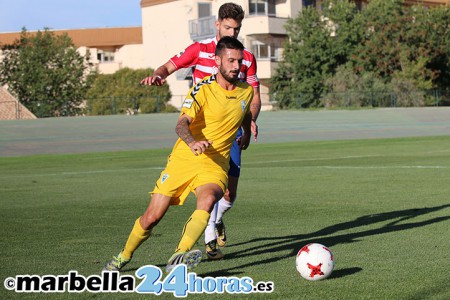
[85,95,178,116]
[3,89,450,119]
[274,89,450,109]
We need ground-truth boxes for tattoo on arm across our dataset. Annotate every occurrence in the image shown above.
[176,115,195,146]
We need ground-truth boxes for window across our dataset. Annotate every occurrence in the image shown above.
[303,0,316,7]
[198,2,211,18]
[250,35,285,61]
[251,41,282,61]
[189,2,214,40]
[97,50,114,63]
[252,41,273,60]
[248,0,276,16]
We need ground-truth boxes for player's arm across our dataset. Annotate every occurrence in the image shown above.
[238,112,252,150]
[176,113,212,156]
[140,61,177,86]
[250,86,261,141]
[141,43,200,86]
[246,53,262,141]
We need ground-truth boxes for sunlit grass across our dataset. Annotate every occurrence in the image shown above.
[1,136,449,299]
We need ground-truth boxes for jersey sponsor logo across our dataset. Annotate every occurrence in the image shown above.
[226,96,237,99]
[242,59,251,67]
[241,100,246,112]
[199,51,215,59]
[182,99,194,108]
[161,174,169,184]
[195,64,217,75]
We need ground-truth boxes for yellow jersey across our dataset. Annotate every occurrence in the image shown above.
[171,75,253,169]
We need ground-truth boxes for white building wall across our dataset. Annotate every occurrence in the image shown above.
[115,44,146,70]
[77,44,145,75]
[140,0,302,110]
[141,1,201,108]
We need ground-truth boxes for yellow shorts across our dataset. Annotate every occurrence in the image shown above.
[150,155,228,205]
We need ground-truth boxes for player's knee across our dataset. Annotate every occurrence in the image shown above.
[198,194,220,212]
[141,212,163,229]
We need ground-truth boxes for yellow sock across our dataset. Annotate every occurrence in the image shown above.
[122,217,151,259]
[176,210,210,253]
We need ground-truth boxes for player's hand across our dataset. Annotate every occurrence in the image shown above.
[140,75,165,86]
[188,141,213,156]
[251,120,258,142]
[237,133,250,150]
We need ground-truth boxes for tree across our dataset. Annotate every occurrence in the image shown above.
[271,0,362,108]
[86,68,175,115]
[351,0,406,79]
[0,29,92,117]
[271,0,450,108]
[323,64,390,108]
[352,0,449,89]
[411,4,450,90]
[350,0,449,105]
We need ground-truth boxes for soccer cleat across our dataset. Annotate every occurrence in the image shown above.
[102,252,131,272]
[205,239,224,260]
[166,249,202,273]
[215,221,227,247]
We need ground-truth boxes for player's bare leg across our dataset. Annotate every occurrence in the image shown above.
[103,194,172,272]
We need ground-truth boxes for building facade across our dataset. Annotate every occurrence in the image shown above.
[0,27,144,76]
[141,0,304,109]
[0,0,448,112]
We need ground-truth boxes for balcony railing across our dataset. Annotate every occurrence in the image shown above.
[189,16,216,41]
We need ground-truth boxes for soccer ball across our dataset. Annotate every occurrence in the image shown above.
[296,243,334,281]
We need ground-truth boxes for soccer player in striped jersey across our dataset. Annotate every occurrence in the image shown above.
[103,36,253,272]
[141,2,261,261]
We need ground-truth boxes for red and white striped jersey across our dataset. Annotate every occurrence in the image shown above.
[169,37,259,88]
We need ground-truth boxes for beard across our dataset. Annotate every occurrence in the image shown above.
[219,67,239,84]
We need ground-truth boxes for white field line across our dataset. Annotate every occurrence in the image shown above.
[0,166,164,179]
[320,166,449,169]
[425,149,450,154]
[2,154,449,180]
[246,155,381,164]
[2,155,374,179]
[244,164,449,169]
[244,155,449,169]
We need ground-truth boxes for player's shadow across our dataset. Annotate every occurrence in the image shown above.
[207,203,450,277]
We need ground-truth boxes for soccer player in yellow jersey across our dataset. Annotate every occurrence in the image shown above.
[141,4,261,260]
[103,36,253,272]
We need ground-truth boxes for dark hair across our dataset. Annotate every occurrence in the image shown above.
[215,36,244,56]
[218,2,245,22]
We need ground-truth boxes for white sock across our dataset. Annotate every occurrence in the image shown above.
[216,197,234,224]
[204,202,218,244]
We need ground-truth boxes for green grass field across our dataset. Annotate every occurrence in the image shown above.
[1,136,449,299]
